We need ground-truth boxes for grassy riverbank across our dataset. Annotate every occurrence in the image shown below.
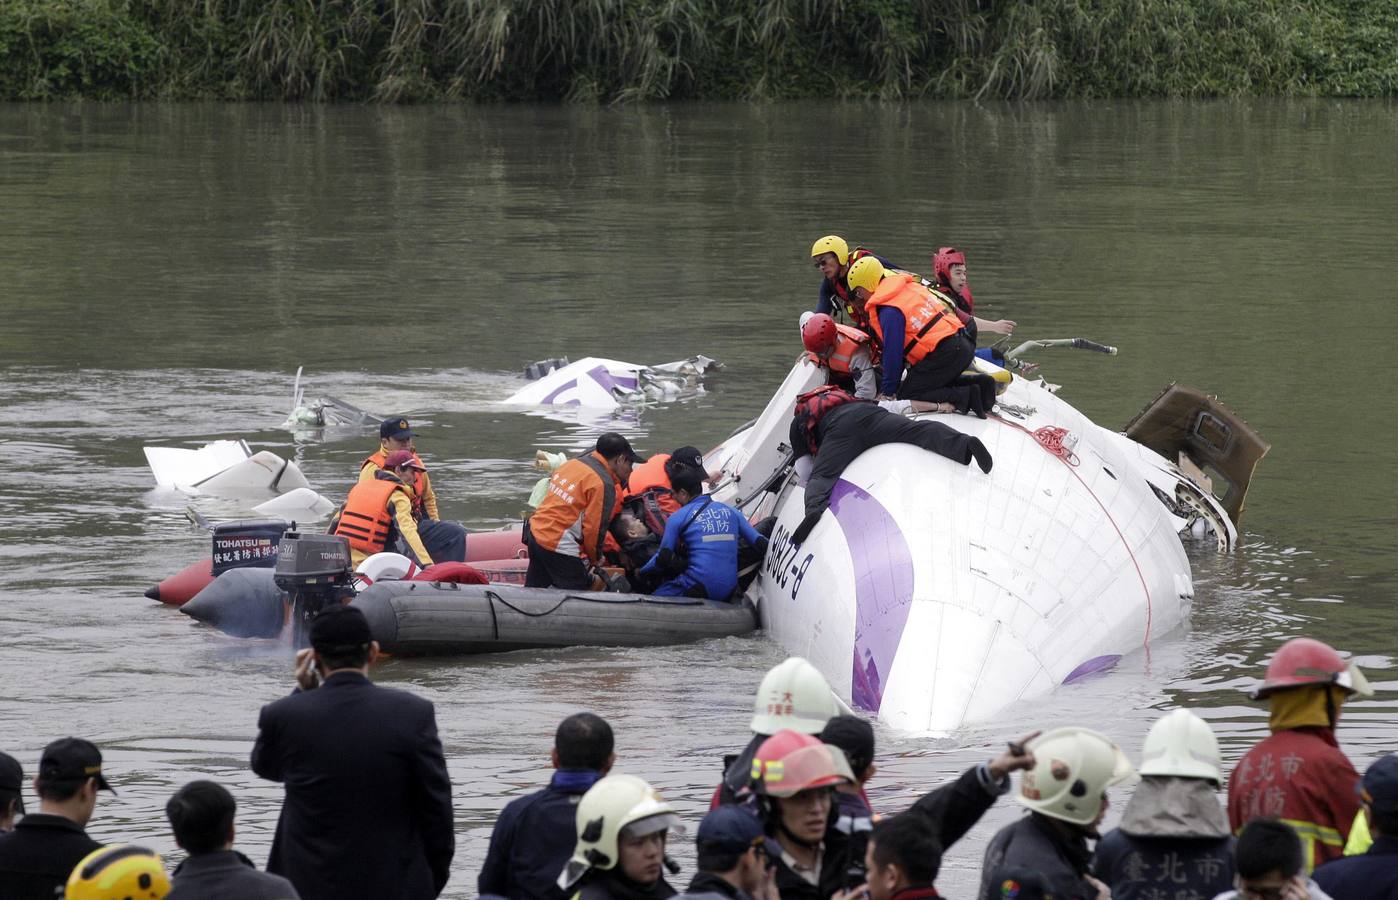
[3,0,1396,101]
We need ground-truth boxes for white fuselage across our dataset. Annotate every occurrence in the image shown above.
[711,358,1200,734]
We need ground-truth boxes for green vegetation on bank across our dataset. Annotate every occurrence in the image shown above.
[2,0,1396,101]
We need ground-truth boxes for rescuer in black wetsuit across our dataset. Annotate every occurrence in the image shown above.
[787,388,993,545]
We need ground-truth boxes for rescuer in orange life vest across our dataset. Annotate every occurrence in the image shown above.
[333,449,435,569]
[845,255,988,411]
[360,417,467,563]
[802,312,958,415]
[810,235,906,330]
[1227,636,1372,874]
[525,432,640,590]
[786,385,992,545]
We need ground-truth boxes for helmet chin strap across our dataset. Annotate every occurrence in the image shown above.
[778,818,822,850]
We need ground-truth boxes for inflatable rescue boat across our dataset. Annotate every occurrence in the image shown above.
[709,356,1266,734]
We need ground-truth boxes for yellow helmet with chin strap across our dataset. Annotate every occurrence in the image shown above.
[810,235,850,267]
[66,845,170,900]
[845,256,885,295]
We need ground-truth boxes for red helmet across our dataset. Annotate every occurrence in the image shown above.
[749,729,853,798]
[1252,637,1371,700]
[801,314,839,356]
[932,247,966,286]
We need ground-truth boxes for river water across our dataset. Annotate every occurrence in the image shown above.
[1,101,1395,895]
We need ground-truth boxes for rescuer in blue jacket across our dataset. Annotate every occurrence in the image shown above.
[638,467,767,602]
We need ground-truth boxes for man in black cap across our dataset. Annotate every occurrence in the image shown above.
[525,432,640,590]
[0,752,22,833]
[0,738,111,899]
[251,605,455,900]
[1314,753,1398,899]
[676,805,778,900]
[359,416,467,564]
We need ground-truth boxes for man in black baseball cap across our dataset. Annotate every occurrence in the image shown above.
[675,805,774,899]
[1314,753,1398,898]
[357,415,468,564]
[0,752,23,832]
[0,738,108,898]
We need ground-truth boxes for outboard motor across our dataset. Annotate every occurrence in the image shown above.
[273,531,354,647]
[211,518,291,577]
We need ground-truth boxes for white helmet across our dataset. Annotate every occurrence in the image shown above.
[1017,727,1134,826]
[557,774,682,890]
[749,657,838,735]
[1138,708,1222,785]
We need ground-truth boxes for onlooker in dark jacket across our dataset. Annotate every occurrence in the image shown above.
[1213,818,1334,899]
[863,812,944,900]
[821,715,877,886]
[251,605,455,900]
[981,727,1134,900]
[675,805,777,900]
[1313,754,1398,900]
[1093,710,1235,899]
[0,752,24,833]
[479,712,616,900]
[0,738,111,900]
[165,779,299,900]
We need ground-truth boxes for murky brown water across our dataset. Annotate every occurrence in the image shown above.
[1,100,1395,895]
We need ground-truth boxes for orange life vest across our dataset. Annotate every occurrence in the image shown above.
[362,449,428,518]
[805,323,870,375]
[865,274,966,368]
[624,454,672,501]
[333,478,411,554]
[793,385,862,454]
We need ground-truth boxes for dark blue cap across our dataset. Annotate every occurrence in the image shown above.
[1361,754,1398,813]
[380,417,414,440]
[696,805,765,854]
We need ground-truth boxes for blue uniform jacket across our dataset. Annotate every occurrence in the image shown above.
[639,496,764,601]
[478,769,603,900]
[1313,834,1398,900]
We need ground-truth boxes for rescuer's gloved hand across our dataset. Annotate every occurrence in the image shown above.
[790,510,824,546]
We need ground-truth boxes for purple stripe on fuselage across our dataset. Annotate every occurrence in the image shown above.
[829,478,916,713]
[586,365,638,392]
[1062,654,1121,684]
[540,378,579,405]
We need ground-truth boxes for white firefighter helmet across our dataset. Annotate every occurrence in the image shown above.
[557,774,683,890]
[1138,708,1223,785]
[749,657,838,735]
[1016,726,1134,826]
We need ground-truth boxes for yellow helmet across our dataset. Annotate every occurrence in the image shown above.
[810,235,850,266]
[845,256,885,295]
[67,845,170,900]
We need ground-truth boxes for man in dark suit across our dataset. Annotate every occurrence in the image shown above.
[251,605,455,900]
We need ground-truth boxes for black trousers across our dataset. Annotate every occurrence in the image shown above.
[805,403,983,517]
[896,333,975,401]
[918,372,998,415]
[523,535,592,589]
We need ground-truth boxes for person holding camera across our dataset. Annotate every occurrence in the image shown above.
[251,606,455,900]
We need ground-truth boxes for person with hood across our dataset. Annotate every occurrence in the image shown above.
[1227,637,1371,872]
[480,713,616,900]
[980,727,1135,900]
[674,806,778,900]
[711,657,839,809]
[1092,709,1235,898]
[1213,818,1334,900]
[557,774,682,900]
[1312,754,1398,899]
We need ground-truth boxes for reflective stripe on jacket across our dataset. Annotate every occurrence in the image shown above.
[527,452,623,564]
[866,274,965,367]
[1227,727,1359,872]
